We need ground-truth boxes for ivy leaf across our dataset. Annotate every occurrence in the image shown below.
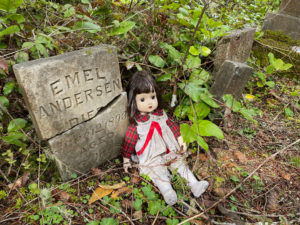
[187,101,210,121]
[265,81,275,88]
[232,100,242,112]
[73,21,101,33]
[268,52,275,65]
[189,46,200,56]
[3,81,16,96]
[266,65,275,74]
[160,43,182,64]
[148,55,165,68]
[157,74,171,82]
[273,59,284,71]
[184,55,201,69]
[142,186,157,200]
[197,120,224,139]
[0,0,23,13]
[4,13,25,24]
[148,200,162,215]
[200,93,219,108]
[14,51,29,63]
[132,198,143,211]
[284,107,294,117]
[223,94,234,108]
[8,118,27,132]
[100,217,119,225]
[110,21,135,36]
[196,136,208,151]
[0,25,20,37]
[178,80,204,102]
[200,46,211,56]
[281,63,293,71]
[239,108,257,124]
[0,96,9,108]
[166,219,179,225]
[180,123,197,143]
[2,131,27,147]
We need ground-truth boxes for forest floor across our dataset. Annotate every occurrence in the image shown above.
[0,68,299,225]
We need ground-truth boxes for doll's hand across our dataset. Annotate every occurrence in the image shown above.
[177,136,187,153]
[123,157,132,173]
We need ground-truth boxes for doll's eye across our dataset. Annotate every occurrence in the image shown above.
[140,98,145,102]
[151,96,156,100]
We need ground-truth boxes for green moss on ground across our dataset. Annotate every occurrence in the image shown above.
[252,30,300,78]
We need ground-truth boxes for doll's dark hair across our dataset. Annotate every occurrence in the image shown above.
[127,71,160,123]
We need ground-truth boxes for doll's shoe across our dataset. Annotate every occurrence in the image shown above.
[162,189,177,205]
[190,180,209,198]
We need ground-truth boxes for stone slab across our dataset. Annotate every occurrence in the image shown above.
[262,12,300,41]
[210,60,254,99]
[279,0,300,18]
[214,27,256,73]
[13,45,122,140]
[48,92,128,181]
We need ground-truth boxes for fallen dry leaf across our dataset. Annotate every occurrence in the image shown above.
[0,57,8,74]
[8,172,30,190]
[88,187,113,205]
[227,163,236,168]
[52,189,71,202]
[266,190,279,212]
[233,151,247,163]
[279,170,291,181]
[99,182,125,189]
[91,168,105,179]
[214,187,231,197]
[199,153,207,161]
[133,210,143,220]
[191,220,207,225]
[111,187,132,199]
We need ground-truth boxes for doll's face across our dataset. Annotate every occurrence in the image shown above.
[136,91,158,115]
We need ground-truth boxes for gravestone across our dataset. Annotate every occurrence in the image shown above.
[48,93,128,181]
[210,60,254,99]
[214,27,256,73]
[262,0,300,40]
[279,0,300,18]
[13,45,129,180]
[13,45,122,140]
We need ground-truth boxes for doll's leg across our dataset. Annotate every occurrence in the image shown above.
[167,153,209,198]
[139,159,177,205]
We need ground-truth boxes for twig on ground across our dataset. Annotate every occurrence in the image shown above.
[151,210,160,225]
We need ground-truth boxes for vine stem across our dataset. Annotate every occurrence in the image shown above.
[178,138,300,225]
[171,0,209,107]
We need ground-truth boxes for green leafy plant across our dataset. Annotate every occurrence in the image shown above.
[223,94,259,125]
[255,53,293,88]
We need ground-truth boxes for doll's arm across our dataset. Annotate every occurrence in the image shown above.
[123,157,132,173]
[166,115,187,152]
[122,124,138,172]
[177,136,187,152]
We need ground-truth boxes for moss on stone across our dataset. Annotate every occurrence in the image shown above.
[252,30,300,78]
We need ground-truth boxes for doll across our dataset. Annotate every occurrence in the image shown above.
[122,71,208,205]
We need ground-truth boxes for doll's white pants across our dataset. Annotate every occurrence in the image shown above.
[139,152,198,194]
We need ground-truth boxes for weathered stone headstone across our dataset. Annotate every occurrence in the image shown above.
[13,45,129,180]
[262,13,300,41]
[262,0,300,41]
[210,60,254,99]
[14,45,122,140]
[48,92,128,181]
[214,27,256,73]
[279,0,300,18]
